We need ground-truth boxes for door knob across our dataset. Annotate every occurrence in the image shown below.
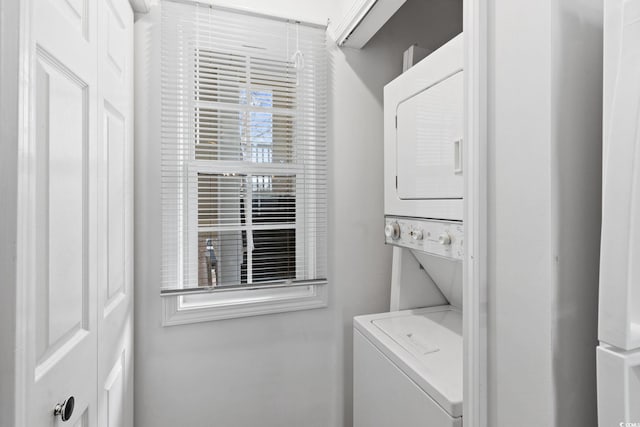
[53,396,75,422]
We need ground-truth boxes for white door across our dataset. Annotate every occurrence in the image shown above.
[27,0,99,425]
[396,71,464,200]
[97,1,134,426]
[19,0,133,425]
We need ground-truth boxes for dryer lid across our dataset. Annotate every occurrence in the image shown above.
[369,308,463,417]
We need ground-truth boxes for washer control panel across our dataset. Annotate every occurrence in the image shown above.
[384,216,464,260]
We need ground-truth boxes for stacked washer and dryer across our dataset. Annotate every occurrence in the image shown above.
[354,34,464,427]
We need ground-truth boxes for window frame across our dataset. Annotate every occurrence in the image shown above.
[162,283,327,325]
[161,24,327,326]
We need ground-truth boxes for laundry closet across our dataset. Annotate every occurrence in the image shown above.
[343,6,465,426]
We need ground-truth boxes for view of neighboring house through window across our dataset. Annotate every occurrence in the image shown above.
[194,51,298,288]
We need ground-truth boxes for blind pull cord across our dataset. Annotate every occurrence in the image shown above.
[291,22,305,86]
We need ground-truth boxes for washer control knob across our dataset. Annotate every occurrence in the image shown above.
[438,232,452,246]
[385,222,401,240]
[410,229,423,240]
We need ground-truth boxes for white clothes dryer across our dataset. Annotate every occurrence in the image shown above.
[384,33,464,222]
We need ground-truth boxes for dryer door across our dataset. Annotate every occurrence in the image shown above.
[396,71,463,200]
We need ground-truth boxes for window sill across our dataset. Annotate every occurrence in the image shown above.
[161,284,328,326]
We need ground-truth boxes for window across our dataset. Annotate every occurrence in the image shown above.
[160,1,328,324]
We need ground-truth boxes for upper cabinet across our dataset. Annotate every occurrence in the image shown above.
[333,0,407,48]
[330,0,462,59]
[129,0,151,14]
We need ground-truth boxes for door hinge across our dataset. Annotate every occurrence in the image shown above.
[395,175,398,189]
[395,115,397,129]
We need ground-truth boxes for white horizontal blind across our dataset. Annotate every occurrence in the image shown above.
[161,0,328,294]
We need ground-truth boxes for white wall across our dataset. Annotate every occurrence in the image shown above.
[487,1,554,424]
[134,4,361,426]
[134,1,461,426]
[486,0,602,425]
[137,7,346,426]
[0,0,21,425]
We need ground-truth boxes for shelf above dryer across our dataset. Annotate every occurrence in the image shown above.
[333,0,407,48]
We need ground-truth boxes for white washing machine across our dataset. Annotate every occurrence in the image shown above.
[354,306,462,427]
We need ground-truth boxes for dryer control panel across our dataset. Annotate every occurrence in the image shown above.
[384,216,464,260]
